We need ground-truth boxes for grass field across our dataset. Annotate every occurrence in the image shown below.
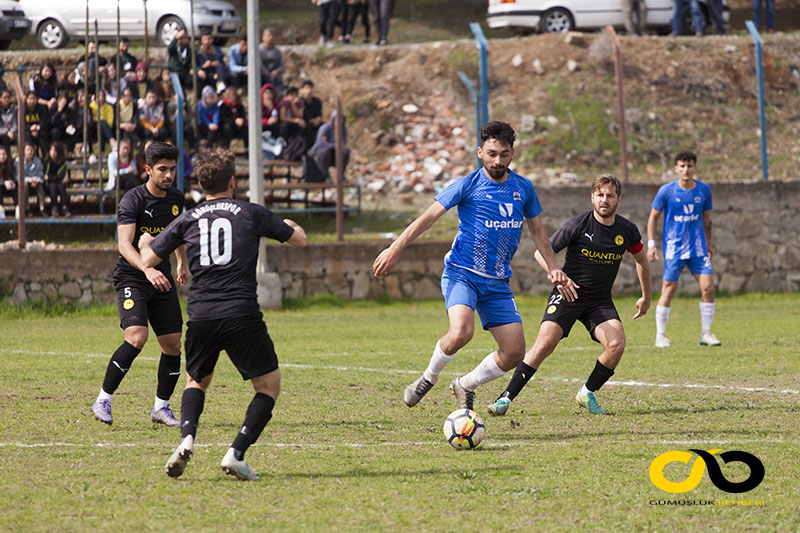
[0,293,798,531]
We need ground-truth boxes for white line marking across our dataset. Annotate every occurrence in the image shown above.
[3,349,798,395]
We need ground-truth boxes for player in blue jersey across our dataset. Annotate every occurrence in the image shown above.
[646,150,720,348]
[373,121,577,411]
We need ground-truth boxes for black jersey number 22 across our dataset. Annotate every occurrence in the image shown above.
[198,218,233,266]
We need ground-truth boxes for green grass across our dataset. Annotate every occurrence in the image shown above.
[0,293,798,531]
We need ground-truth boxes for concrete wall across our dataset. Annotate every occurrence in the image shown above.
[2,181,799,305]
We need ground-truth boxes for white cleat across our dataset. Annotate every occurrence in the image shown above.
[165,435,194,478]
[699,332,722,346]
[654,334,671,348]
[221,448,258,481]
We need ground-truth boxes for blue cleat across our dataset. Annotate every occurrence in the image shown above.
[487,397,511,417]
[150,406,180,427]
[576,390,609,415]
[221,448,258,481]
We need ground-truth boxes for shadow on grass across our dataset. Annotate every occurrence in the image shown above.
[276,464,511,480]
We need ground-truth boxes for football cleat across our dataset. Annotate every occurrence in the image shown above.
[450,378,475,411]
[150,406,180,427]
[221,448,259,481]
[487,397,510,417]
[654,334,671,348]
[576,390,609,415]
[165,435,194,478]
[91,400,113,425]
[699,332,722,346]
[403,375,435,407]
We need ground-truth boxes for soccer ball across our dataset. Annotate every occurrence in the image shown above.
[443,409,485,450]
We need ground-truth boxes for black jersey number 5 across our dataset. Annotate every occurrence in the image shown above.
[198,218,233,266]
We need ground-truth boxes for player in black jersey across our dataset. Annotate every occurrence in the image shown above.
[91,142,188,426]
[487,174,651,416]
[140,150,307,481]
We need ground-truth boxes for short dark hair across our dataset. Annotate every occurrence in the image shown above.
[285,86,298,95]
[120,36,130,44]
[592,174,621,196]
[480,120,515,149]
[301,79,314,88]
[145,141,179,168]
[674,150,697,164]
[195,150,235,194]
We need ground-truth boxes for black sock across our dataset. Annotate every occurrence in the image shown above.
[101,341,141,395]
[180,388,205,439]
[585,359,615,392]
[156,353,182,401]
[500,362,537,401]
[231,393,275,460]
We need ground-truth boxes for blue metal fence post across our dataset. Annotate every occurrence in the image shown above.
[169,73,185,191]
[745,20,769,180]
[469,23,489,127]
[457,71,481,168]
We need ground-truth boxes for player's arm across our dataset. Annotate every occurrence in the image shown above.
[118,224,171,291]
[527,216,578,301]
[631,247,652,319]
[283,219,308,247]
[703,210,713,259]
[646,208,661,262]
[373,201,446,277]
[174,245,189,285]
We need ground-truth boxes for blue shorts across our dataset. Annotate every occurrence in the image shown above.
[441,265,521,330]
[663,255,713,282]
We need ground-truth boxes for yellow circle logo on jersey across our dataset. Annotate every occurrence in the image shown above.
[123,299,135,310]
[615,235,624,245]
[172,205,179,216]
[546,305,557,314]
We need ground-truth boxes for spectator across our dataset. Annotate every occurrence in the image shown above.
[117,86,140,146]
[228,37,248,90]
[88,90,116,152]
[707,0,725,34]
[300,80,323,149]
[752,0,775,32]
[672,0,704,35]
[70,91,90,155]
[259,28,284,96]
[29,63,58,109]
[623,0,647,35]
[0,145,16,218]
[100,62,119,106]
[218,86,247,150]
[164,81,196,148]
[49,93,75,148]
[57,69,83,107]
[310,110,349,181]
[261,83,280,138]
[313,0,339,47]
[0,63,7,95]
[122,62,153,102]
[23,91,51,156]
[44,141,70,217]
[138,89,168,142]
[79,41,107,87]
[278,86,306,160]
[196,31,228,95]
[197,85,221,149]
[135,138,155,183]
[16,141,45,216]
[109,37,138,76]
[106,136,140,193]
[346,0,371,44]
[167,29,193,88]
[370,0,394,45]
[0,89,17,151]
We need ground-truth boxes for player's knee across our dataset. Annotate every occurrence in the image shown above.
[124,331,148,349]
[606,336,625,357]
[448,327,473,348]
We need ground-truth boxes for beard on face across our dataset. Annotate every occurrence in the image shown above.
[487,165,507,180]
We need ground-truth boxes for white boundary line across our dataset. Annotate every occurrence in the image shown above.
[2,349,798,395]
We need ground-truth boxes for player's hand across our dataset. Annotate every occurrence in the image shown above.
[144,267,172,291]
[707,245,713,260]
[548,268,579,302]
[647,246,658,262]
[373,247,398,278]
[176,263,189,286]
[632,297,650,319]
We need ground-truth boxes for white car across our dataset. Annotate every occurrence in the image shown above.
[19,0,242,49]
[487,0,729,34]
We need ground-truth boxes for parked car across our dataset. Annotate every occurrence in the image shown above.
[0,0,31,50]
[19,0,242,50]
[487,0,729,34]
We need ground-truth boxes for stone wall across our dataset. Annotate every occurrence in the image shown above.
[2,182,798,305]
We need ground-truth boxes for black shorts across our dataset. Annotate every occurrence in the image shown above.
[541,288,620,342]
[114,277,183,336]
[184,313,279,382]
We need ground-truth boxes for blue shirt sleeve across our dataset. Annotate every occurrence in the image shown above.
[702,183,712,211]
[523,179,543,219]
[651,184,668,211]
[434,176,468,211]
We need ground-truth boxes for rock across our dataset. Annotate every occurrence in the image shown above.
[59,282,82,299]
[11,283,26,305]
[567,59,579,72]
[564,32,586,46]
[545,115,559,126]
[532,58,545,75]
[402,103,419,114]
[724,44,737,53]
[520,114,536,133]
[512,54,523,67]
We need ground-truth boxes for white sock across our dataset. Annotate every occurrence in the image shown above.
[97,389,113,403]
[422,341,455,383]
[459,352,507,391]
[699,301,715,335]
[580,384,591,396]
[154,397,170,410]
[655,305,671,337]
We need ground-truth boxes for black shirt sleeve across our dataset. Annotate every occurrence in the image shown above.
[150,215,186,261]
[549,214,581,254]
[117,187,140,225]
[255,205,295,243]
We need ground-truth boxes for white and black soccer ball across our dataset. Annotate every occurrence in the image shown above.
[443,409,485,450]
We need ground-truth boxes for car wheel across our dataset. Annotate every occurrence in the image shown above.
[158,15,186,46]
[540,8,574,33]
[38,19,68,49]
